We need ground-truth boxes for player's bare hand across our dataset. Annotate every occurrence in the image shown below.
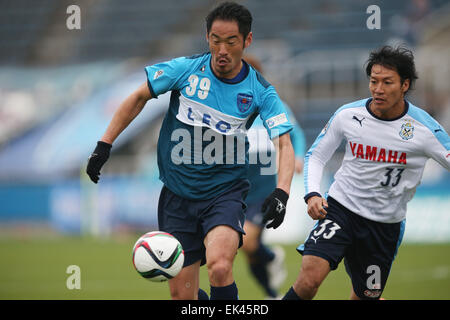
[306,196,328,220]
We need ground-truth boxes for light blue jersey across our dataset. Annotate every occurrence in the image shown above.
[145,53,293,200]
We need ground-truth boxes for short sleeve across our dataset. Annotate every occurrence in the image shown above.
[258,86,293,139]
[145,56,193,98]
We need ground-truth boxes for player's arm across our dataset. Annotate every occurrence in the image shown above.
[86,82,152,183]
[275,132,295,194]
[101,82,152,144]
[424,123,450,170]
[261,132,295,229]
[85,55,193,183]
[304,111,344,220]
[258,89,297,229]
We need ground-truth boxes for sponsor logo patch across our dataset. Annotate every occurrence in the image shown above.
[266,113,288,129]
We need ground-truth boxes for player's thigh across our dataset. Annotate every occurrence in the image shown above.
[204,225,240,263]
[201,188,247,259]
[168,260,201,300]
[204,225,240,286]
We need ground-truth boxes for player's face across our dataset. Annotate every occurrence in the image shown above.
[369,64,410,119]
[207,19,252,79]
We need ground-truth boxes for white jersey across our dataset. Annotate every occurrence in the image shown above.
[304,98,450,223]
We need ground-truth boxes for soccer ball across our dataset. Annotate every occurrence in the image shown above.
[132,231,184,282]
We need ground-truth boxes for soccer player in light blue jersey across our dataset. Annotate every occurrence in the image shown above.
[87,2,295,300]
[241,55,306,299]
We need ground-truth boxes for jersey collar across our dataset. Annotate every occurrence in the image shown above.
[365,98,410,121]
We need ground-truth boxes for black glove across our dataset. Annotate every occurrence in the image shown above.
[262,188,289,229]
[86,141,112,183]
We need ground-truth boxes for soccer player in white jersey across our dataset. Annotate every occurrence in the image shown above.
[282,46,450,300]
[86,2,295,300]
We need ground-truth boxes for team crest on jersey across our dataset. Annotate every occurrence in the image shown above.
[399,121,414,140]
[237,93,253,112]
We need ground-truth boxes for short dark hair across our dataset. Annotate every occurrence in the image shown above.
[365,45,418,93]
[205,2,252,40]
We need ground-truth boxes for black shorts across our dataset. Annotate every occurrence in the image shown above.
[158,179,249,267]
[297,196,405,299]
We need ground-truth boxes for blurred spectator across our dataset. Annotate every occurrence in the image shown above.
[0,90,35,145]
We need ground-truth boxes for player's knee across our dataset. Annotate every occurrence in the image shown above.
[207,258,233,284]
[293,274,321,299]
[293,260,327,298]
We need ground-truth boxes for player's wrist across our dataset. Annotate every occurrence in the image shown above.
[95,141,112,155]
[304,192,322,204]
[97,140,112,149]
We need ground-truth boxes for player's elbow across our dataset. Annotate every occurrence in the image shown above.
[279,134,295,162]
[134,82,152,104]
[277,132,293,147]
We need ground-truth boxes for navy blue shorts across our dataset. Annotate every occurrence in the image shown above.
[245,199,265,227]
[297,196,405,299]
[158,179,249,267]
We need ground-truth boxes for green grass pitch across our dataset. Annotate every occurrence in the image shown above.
[1,235,449,300]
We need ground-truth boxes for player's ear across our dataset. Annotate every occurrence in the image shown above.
[244,31,252,49]
[402,79,410,94]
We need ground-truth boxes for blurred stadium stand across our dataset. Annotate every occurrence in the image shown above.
[0,0,449,240]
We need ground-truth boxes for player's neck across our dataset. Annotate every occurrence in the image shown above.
[214,60,248,84]
[369,98,406,120]
[213,60,244,80]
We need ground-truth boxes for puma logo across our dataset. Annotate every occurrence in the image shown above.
[352,115,365,127]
